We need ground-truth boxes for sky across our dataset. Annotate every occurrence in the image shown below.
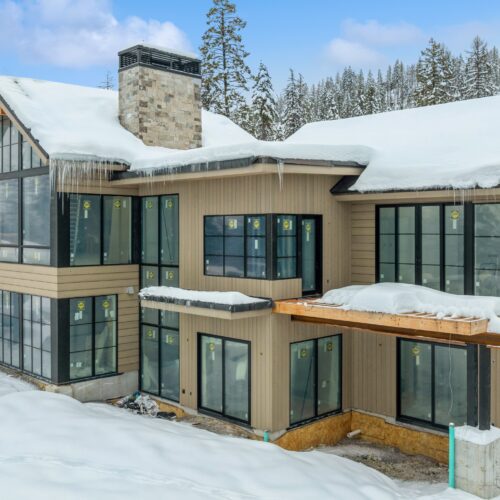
[2,0,500,91]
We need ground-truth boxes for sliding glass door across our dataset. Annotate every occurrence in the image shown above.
[199,334,250,424]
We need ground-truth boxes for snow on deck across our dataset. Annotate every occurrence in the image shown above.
[318,283,500,333]
[0,372,476,499]
[288,96,500,192]
[140,286,269,307]
[456,425,500,446]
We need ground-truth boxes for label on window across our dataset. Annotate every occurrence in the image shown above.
[228,218,238,230]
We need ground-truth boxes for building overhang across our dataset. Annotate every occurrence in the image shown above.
[273,298,500,346]
[141,296,273,320]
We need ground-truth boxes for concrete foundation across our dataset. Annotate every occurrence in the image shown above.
[456,432,500,499]
[45,371,139,402]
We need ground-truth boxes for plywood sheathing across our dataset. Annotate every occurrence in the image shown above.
[274,410,448,464]
[275,412,351,451]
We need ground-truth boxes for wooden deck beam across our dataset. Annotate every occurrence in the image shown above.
[273,299,500,346]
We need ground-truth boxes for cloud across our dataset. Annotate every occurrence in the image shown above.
[342,19,424,47]
[0,0,193,69]
[325,38,386,68]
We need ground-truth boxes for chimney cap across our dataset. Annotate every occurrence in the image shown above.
[118,44,201,77]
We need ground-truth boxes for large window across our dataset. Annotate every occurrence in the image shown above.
[204,215,268,278]
[22,295,51,379]
[69,295,117,380]
[69,194,132,266]
[275,215,297,279]
[23,175,51,265]
[0,179,19,262]
[0,290,52,380]
[140,194,180,400]
[475,204,500,296]
[290,335,341,426]
[199,334,250,424]
[377,204,465,293]
[398,339,471,428]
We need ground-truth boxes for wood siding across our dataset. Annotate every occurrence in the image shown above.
[350,203,376,284]
[0,263,140,373]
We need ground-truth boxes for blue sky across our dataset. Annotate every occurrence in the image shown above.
[1,0,500,91]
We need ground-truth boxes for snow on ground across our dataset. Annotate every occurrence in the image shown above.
[318,283,500,333]
[0,372,479,499]
[288,95,500,192]
[0,371,35,397]
[139,286,269,306]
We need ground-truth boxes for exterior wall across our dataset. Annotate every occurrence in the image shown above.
[491,347,500,427]
[350,203,376,284]
[119,65,202,149]
[139,173,344,300]
[0,263,140,374]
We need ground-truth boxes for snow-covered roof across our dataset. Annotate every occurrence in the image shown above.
[0,76,255,166]
[318,282,500,333]
[288,96,500,192]
[0,76,368,172]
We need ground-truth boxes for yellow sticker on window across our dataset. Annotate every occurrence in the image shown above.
[326,341,333,352]
[412,345,421,356]
[102,300,110,310]
[113,200,122,209]
[209,342,216,352]
[283,219,291,231]
[147,329,155,339]
[228,218,238,230]
[146,271,155,280]
[305,222,312,233]
[252,218,260,230]
[450,209,460,220]
[166,271,175,280]
[146,200,153,209]
[77,301,85,311]
[166,199,174,209]
[83,200,91,210]
[300,348,308,358]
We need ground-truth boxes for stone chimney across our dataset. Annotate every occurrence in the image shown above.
[118,44,202,149]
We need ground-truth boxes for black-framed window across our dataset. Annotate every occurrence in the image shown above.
[204,215,268,278]
[140,310,180,402]
[0,290,21,369]
[68,194,132,266]
[0,290,52,381]
[398,339,473,428]
[198,334,250,424]
[290,335,341,426]
[275,215,297,279]
[22,174,51,265]
[377,204,465,293]
[69,295,117,380]
[22,295,51,379]
[0,179,19,262]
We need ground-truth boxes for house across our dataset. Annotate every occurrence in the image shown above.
[1,44,500,476]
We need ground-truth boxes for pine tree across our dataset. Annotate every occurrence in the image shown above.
[415,38,455,106]
[464,36,496,99]
[251,62,277,140]
[98,71,114,90]
[200,0,252,119]
[364,71,380,115]
[376,70,387,112]
[321,78,340,120]
[282,70,309,138]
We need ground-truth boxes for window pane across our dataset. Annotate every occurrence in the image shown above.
[0,247,18,262]
[422,265,441,290]
[103,196,131,264]
[142,266,159,288]
[379,235,395,263]
[160,329,179,401]
[161,195,179,266]
[317,336,341,415]
[0,179,18,246]
[224,216,244,236]
[379,263,395,282]
[200,336,223,413]
[161,267,179,287]
[70,324,92,352]
[141,325,159,394]
[205,236,223,255]
[95,295,116,323]
[277,215,297,236]
[70,194,101,266]
[398,264,415,284]
[142,306,158,325]
[246,236,265,258]
[22,175,50,247]
[225,236,244,256]
[224,340,249,422]
[142,197,158,264]
[161,310,179,329]
[277,237,296,258]
[23,248,50,265]
[421,206,440,234]
[399,341,432,422]
[246,216,265,236]
[398,206,415,233]
[224,256,244,277]
[205,216,223,236]
[475,204,500,296]
[70,351,92,379]
[277,258,297,279]
[70,298,92,325]
[246,258,266,278]
[445,266,464,294]
[95,322,116,349]
[379,207,395,234]
[290,340,316,425]
[205,255,223,276]
[422,235,440,266]
[398,235,415,264]
[434,345,467,427]
[95,347,116,375]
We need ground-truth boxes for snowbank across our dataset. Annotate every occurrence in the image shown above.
[318,283,500,333]
[0,372,35,397]
[288,96,500,192]
[0,379,474,499]
[140,286,269,306]
[456,425,500,446]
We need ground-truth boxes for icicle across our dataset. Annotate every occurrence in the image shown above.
[276,159,284,191]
